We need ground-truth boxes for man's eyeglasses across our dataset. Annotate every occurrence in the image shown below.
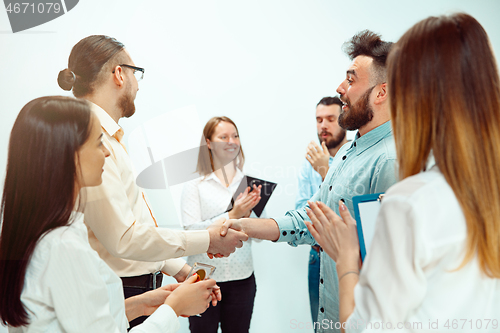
[113,64,145,82]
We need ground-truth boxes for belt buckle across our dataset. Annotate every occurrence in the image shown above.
[152,271,161,290]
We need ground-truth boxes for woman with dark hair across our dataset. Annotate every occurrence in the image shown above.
[0,96,217,332]
[181,116,261,333]
[306,13,500,332]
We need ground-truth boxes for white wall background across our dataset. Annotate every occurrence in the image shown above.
[1,1,500,332]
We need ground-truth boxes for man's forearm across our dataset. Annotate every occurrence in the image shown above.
[240,218,280,241]
[169,263,192,282]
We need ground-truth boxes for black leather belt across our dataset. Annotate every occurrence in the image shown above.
[121,272,163,290]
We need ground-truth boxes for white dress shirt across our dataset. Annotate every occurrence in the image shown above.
[83,102,209,277]
[181,169,254,282]
[9,213,179,333]
[346,166,500,333]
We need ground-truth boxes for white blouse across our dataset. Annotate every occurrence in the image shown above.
[180,169,254,282]
[9,213,179,333]
[346,166,500,333]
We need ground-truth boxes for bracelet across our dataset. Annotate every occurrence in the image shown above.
[338,270,359,282]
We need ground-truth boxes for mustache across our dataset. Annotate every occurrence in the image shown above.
[339,95,350,106]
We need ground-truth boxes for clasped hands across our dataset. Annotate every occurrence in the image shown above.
[206,185,261,259]
[125,273,222,320]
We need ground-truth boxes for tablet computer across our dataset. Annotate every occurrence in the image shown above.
[226,175,277,217]
[352,192,384,262]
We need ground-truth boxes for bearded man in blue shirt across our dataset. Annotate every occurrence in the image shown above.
[221,30,396,333]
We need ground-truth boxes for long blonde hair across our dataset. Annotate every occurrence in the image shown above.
[388,13,500,277]
[196,116,245,177]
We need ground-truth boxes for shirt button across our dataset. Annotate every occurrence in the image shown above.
[320,307,325,313]
[354,142,357,147]
[319,184,321,189]
[320,278,324,284]
[282,231,287,236]
[291,230,295,235]
[329,186,332,191]
[342,155,347,160]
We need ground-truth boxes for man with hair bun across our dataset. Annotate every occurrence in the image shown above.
[58,35,248,328]
[221,30,398,332]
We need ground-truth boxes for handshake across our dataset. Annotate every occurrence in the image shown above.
[206,217,248,259]
[206,184,262,258]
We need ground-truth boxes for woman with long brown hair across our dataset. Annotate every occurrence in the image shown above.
[181,116,261,333]
[306,13,500,332]
[0,96,218,332]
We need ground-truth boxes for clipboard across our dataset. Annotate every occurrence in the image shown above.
[226,176,277,217]
[352,192,384,262]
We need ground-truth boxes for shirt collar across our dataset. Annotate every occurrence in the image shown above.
[204,168,244,187]
[348,121,392,155]
[88,101,122,137]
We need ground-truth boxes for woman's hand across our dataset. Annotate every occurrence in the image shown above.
[125,284,179,321]
[165,274,217,317]
[228,185,262,219]
[305,200,360,331]
[304,200,360,273]
[141,284,178,316]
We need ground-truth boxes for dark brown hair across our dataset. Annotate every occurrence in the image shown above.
[0,96,92,326]
[57,35,126,97]
[196,116,245,177]
[317,96,342,108]
[388,13,500,277]
[343,30,393,84]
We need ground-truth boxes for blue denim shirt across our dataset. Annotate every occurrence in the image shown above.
[295,156,334,210]
[274,121,398,332]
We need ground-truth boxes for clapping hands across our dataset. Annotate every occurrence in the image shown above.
[228,185,262,219]
[304,200,360,270]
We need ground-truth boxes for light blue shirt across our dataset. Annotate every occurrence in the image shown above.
[295,157,334,210]
[274,121,398,332]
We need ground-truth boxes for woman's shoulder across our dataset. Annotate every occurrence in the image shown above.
[384,167,450,202]
[35,213,90,255]
[27,214,96,280]
[382,167,464,235]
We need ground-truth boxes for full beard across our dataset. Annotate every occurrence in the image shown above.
[317,129,346,149]
[338,86,375,131]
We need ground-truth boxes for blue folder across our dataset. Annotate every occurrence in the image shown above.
[352,192,384,262]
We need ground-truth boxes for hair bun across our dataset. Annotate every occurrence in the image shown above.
[57,69,76,91]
